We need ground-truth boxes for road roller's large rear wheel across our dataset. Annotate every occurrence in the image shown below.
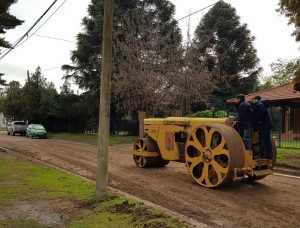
[185,124,244,188]
[133,138,169,168]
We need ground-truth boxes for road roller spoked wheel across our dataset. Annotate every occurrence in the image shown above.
[133,138,169,168]
[185,124,244,188]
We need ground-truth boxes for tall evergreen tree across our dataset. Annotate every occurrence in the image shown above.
[1,80,23,120]
[192,0,260,107]
[62,0,181,92]
[22,67,55,123]
[0,0,23,50]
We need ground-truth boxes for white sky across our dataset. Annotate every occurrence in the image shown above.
[0,0,299,92]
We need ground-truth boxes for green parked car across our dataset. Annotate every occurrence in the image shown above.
[26,124,47,138]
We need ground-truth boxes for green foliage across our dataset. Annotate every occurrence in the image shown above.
[1,66,99,132]
[63,0,181,93]
[192,0,259,107]
[62,0,182,118]
[0,0,24,49]
[60,79,72,95]
[257,58,300,90]
[1,80,23,120]
[190,110,227,118]
[278,0,300,42]
[270,58,300,86]
[19,67,58,123]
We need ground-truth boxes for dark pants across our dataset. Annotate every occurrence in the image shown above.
[243,128,252,150]
[239,126,252,150]
[259,129,273,159]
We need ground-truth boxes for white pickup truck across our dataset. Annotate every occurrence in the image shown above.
[7,121,27,136]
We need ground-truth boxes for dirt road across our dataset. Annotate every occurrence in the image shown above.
[0,133,299,228]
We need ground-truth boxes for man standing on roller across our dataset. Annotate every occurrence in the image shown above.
[235,94,253,150]
[252,95,273,159]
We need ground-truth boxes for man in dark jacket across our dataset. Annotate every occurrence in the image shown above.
[252,95,273,159]
[236,94,253,150]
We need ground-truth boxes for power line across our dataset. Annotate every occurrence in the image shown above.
[0,0,66,61]
[16,0,68,49]
[177,1,220,21]
[42,63,72,72]
[33,34,75,43]
[0,0,59,61]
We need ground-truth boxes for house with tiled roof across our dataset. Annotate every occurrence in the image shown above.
[226,83,300,147]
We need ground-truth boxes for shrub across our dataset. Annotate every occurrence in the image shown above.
[190,110,227,118]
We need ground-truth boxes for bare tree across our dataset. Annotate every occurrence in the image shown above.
[113,16,216,117]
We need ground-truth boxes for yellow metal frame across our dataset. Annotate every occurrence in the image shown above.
[144,117,228,161]
[132,151,160,157]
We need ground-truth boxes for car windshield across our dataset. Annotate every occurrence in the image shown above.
[32,125,45,130]
[14,122,25,125]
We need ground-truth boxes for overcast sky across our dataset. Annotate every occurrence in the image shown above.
[0,0,299,92]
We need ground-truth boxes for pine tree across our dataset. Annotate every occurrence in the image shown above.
[0,0,23,50]
[192,0,259,107]
[62,0,181,92]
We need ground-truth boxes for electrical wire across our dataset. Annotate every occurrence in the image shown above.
[42,63,72,72]
[0,0,67,61]
[0,0,59,60]
[177,1,220,21]
[32,34,75,43]
[16,0,68,49]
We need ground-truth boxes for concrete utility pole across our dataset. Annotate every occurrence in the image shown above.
[96,0,114,199]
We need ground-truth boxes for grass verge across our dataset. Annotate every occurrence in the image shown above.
[47,132,137,145]
[276,147,300,169]
[275,140,300,148]
[0,152,184,228]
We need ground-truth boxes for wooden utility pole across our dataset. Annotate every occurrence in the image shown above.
[96,0,114,199]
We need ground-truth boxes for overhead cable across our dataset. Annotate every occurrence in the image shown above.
[177,1,220,21]
[16,0,68,48]
[32,34,75,43]
[0,0,66,61]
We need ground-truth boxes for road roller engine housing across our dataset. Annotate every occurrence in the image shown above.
[132,117,276,188]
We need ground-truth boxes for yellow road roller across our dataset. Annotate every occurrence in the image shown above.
[132,117,276,188]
